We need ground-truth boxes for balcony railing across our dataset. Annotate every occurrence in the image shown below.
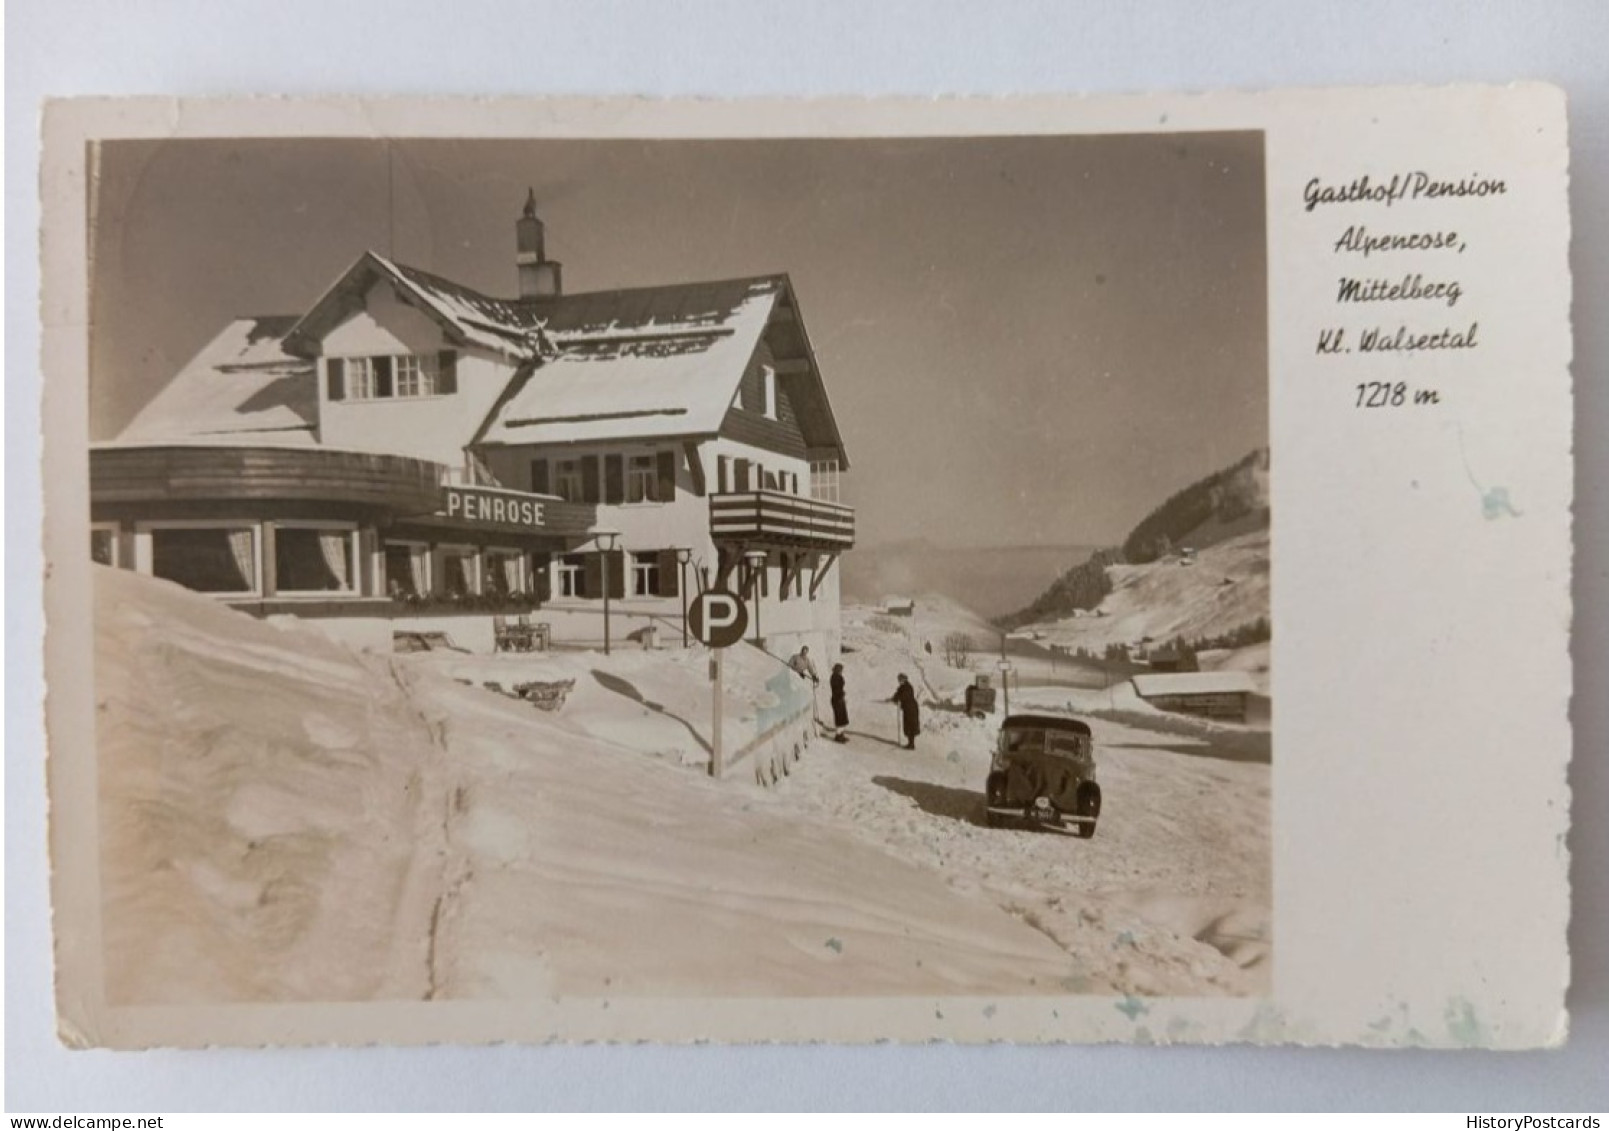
[709,490,855,550]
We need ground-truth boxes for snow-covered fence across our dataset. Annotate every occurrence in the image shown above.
[718,663,816,788]
[722,701,814,788]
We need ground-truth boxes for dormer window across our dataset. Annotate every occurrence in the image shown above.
[326,350,457,402]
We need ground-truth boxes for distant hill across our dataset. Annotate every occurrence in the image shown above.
[841,542,1097,621]
[1121,448,1270,565]
[999,448,1269,630]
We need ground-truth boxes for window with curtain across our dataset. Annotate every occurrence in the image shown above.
[276,526,355,592]
[555,554,586,598]
[150,526,257,593]
[384,543,427,598]
[555,459,584,502]
[626,454,657,503]
[631,552,661,597]
[441,550,476,597]
[484,551,522,595]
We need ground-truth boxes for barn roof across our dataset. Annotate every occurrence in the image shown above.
[116,316,318,446]
[1130,672,1258,698]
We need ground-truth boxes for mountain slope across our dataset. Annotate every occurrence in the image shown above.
[1000,448,1269,631]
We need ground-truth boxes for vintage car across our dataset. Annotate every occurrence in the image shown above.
[982,713,1101,838]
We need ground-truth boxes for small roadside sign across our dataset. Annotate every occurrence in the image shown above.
[688,590,749,649]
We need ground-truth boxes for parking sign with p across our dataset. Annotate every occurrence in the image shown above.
[688,590,749,648]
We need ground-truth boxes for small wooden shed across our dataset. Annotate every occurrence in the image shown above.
[1130,671,1256,722]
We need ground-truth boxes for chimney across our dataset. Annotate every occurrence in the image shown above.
[516,188,563,298]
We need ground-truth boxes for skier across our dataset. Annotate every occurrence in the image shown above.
[829,663,850,743]
[889,672,921,750]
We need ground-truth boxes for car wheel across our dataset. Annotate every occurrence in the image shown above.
[1074,790,1099,839]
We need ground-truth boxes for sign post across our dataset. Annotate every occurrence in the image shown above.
[688,589,750,777]
[712,650,724,776]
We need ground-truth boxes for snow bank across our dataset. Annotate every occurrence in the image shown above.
[95,567,449,1004]
[93,568,1084,1002]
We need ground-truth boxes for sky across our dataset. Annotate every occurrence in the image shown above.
[89,133,1266,548]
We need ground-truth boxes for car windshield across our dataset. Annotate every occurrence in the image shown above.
[1003,728,1087,758]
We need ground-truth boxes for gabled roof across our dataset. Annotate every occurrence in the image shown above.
[476,276,788,447]
[209,251,849,461]
[285,252,547,359]
[116,316,318,446]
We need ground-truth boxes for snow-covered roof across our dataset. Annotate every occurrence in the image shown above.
[117,316,318,446]
[1130,672,1258,698]
[477,278,784,446]
[140,251,847,460]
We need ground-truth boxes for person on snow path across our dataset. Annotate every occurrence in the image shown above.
[889,672,921,750]
[829,663,850,743]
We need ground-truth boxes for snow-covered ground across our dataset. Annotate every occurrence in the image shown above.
[93,567,1269,1004]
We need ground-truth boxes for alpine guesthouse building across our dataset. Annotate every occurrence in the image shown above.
[89,193,855,658]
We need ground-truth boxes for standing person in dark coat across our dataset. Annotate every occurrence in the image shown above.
[889,673,921,750]
[829,663,850,743]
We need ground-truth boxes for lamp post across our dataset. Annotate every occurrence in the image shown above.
[743,549,768,644]
[595,529,620,656]
[674,546,693,647]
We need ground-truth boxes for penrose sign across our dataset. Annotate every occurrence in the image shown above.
[442,485,547,529]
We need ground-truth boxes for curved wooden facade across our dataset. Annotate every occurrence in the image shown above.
[90,445,446,515]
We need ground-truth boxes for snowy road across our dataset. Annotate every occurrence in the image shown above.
[774,699,1272,997]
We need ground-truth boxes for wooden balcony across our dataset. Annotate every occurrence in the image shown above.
[709,490,855,550]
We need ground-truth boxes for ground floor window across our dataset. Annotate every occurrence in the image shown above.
[555,553,586,598]
[631,552,660,597]
[385,542,429,598]
[276,525,357,593]
[91,525,118,567]
[484,549,524,596]
[439,547,478,597]
[150,526,257,593]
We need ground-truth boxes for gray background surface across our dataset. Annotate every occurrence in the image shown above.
[7,0,1606,1111]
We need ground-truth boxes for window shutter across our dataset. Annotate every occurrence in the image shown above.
[582,456,601,503]
[326,358,345,401]
[530,459,550,495]
[607,549,626,599]
[604,455,625,505]
[532,554,552,602]
[582,552,603,599]
[717,456,730,494]
[374,356,394,398]
[437,350,458,394]
[658,549,679,597]
[734,459,751,491]
[655,450,677,502]
[777,552,789,602]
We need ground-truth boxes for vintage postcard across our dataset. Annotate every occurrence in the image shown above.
[40,88,1572,1049]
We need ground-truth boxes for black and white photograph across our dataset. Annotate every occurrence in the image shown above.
[80,130,1272,1010]
[35,87,1575,1056]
